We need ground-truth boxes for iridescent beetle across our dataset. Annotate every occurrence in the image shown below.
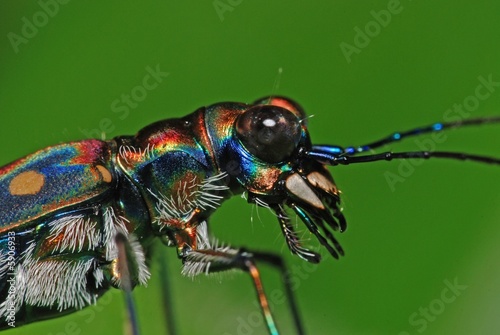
[0,96,499,334]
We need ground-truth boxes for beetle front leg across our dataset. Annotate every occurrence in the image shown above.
[182,246,305,335]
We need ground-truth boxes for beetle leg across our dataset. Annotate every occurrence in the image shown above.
[115,233,140,335]
[182,246,305,335]
[156,244,178,335]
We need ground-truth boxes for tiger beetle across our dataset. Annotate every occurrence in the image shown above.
[0,96,499,334]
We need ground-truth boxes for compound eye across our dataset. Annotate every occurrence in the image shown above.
[253,96,307,123]
[235,105,302,163]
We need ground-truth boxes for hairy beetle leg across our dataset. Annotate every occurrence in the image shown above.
[183,247,305,335]
[116,234,140,335]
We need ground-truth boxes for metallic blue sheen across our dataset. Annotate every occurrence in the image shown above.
[392,133,401,140]
[432,123,444,131]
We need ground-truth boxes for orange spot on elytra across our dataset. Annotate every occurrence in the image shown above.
[9,170,45,195]
[96,165,112,183]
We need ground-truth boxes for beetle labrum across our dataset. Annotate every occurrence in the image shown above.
[0,96,499,334]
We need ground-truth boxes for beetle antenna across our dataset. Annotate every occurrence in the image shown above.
[307,149,500,166]
[339,115,500,155]
[307,115,500,165]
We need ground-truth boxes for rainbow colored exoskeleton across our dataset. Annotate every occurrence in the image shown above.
[0,96,499,335]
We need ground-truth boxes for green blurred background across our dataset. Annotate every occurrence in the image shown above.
[1,1,499,334]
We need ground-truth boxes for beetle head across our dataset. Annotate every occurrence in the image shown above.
[223,96,345,263]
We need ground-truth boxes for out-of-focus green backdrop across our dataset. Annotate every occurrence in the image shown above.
[1,1,499,334]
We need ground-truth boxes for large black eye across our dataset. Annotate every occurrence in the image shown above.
[235,105,302,163]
